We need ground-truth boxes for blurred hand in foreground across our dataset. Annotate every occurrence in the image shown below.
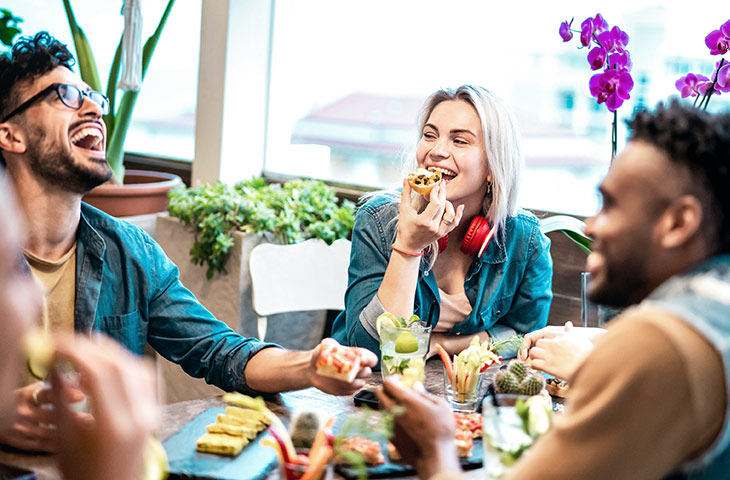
[376,376,461,480]
[51,334,159,480]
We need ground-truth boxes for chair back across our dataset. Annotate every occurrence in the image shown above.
[248,238,351,338]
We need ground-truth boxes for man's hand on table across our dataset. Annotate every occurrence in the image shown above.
[0,381,82,453]
[519,321,605,381]
[376,376,462,480]
[309,338,378,395]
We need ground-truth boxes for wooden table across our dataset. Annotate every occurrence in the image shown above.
[0,358,490,480]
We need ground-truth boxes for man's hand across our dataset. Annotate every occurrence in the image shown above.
[519,322,605,380]
[376,377,462,480]
[0,381,83,453]
[51,334,159,480]
[309,338,377,395]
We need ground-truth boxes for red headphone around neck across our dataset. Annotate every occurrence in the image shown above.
[437,216,495,257]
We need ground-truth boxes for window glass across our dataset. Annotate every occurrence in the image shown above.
[2,0,200,161]
[266,0,729,215]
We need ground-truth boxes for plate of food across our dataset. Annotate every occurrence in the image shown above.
[335,412,484,479]
[163,404,277,480]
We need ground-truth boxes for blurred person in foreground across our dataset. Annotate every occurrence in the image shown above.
[377,101,730,479]
[0,31,376,453]
[0,176,158,480]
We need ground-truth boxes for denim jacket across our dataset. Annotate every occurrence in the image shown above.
[643,255,730,479]
[70,203,277,394]
[331,194,553,361]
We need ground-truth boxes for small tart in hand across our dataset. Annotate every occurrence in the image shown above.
[316,344,362,383]
[407,167,442,196]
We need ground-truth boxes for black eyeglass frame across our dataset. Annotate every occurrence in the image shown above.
[0,83,110,123]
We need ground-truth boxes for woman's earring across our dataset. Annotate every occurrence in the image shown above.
[487,181,492,195]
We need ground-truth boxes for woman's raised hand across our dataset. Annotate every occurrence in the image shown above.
[395,179,464,253]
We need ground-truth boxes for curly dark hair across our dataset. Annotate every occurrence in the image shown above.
[0,31,75,119]
[627,100,730,254]
[0,31,75,165]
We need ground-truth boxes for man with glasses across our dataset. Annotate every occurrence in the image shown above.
[0,31,377,453]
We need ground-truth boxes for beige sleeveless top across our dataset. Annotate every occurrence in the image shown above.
[434,287,473,332]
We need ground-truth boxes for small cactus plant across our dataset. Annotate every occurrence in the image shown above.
[492,361,546,396]
[509,360,529,382]
[494,370,520,394]
[520,374,545,396]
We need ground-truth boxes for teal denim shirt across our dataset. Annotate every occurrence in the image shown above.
[71,203,278,394]
[331,194,553,363]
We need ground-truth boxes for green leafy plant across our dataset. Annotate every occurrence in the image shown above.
[62,0,175,184]
[167,177,356,279]
[0,8,22,50]
[539,214,592,254]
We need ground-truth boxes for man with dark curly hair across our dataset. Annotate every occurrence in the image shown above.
[0,32,376,453]
[378,101,730,479]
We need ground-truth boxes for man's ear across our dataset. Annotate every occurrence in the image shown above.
[0,123,27,154]
[659,195,703,249]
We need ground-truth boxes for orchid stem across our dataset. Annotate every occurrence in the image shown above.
[700,58,725,111]
[611,110,617,160]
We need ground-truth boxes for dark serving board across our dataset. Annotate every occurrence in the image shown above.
[335,438,483,479]
[163,407,278,480]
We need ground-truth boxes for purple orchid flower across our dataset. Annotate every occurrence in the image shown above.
[608,50,632,71]
[597,26,629,53]
[589,69,634,112]
[580,13,608,47]
[587,47,607,70]
[705,19,730,55]
[675,73,711,98]
[559,18,574,42]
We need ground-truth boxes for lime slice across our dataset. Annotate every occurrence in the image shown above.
[376,312,402,336]
[141,436,169,480]
[406,314,420,326]
[24,328,53,380]
[394,332,419,354]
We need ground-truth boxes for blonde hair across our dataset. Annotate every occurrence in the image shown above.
[365,85,524,270]
[413,85,523,234]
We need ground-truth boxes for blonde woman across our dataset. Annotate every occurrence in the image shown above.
[332,85,553,359]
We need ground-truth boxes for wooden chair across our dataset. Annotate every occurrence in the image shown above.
[248,238,351,341]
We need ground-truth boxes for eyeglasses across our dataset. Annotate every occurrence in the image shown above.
[1,83,110,123]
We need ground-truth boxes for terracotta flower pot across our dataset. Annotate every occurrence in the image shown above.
[82,169,183,217]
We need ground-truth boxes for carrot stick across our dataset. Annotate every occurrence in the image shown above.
[308,416,335,461]
[435,344,454,384]
[300,445,333,480]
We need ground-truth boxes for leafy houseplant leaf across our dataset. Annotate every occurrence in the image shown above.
[539,214,592,254]
[167,178,356,280]
[0,9,22,48]
[63,0,176,185]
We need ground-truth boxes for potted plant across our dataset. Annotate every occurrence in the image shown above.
[62,0,182,217]
[0,8,22,52]
[157,176,354,335]
[154,177,355,401]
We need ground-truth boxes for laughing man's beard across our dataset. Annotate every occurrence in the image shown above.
[26,127,111,194]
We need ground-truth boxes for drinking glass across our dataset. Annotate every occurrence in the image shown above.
[281,449,333,480]
[482,402,534,479]
[443,366,484,412]
[580,271,597,328]
[379,321,432,382]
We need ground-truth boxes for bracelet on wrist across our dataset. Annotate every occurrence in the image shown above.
[391,245,424,257]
